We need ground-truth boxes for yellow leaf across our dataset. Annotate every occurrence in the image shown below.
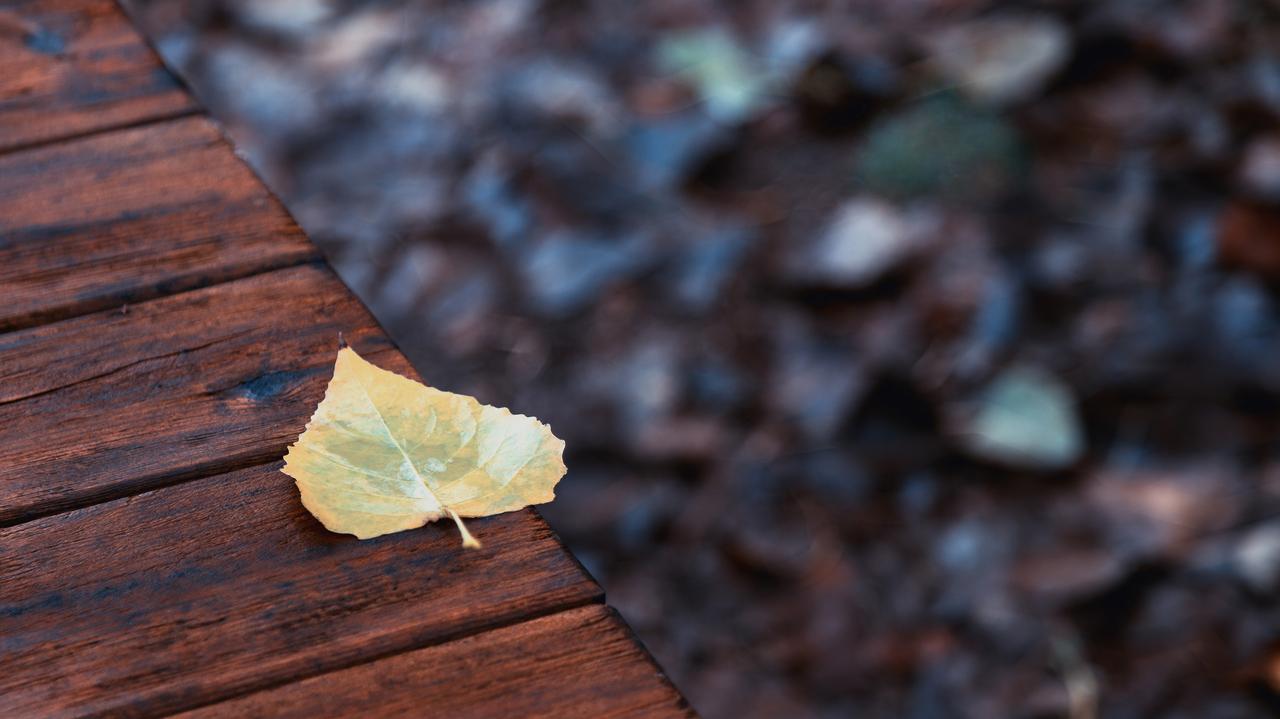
[282,347,566,545]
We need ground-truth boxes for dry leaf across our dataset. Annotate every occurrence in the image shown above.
[282,347,566,546]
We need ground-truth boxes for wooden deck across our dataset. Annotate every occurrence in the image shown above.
[0,1,692,716]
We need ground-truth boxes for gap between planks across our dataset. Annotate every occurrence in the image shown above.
[0,251,323,339]
[167,604,697,719]
[0,105,204,158]
[163,594,612,718]
[0,259,404,528]
[0,112,325,335]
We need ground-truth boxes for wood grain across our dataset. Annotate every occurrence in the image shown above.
[0,462,601,718]
[0,0,195,152]
[0,114,318,331]
[0,263,396,526]
[175,605,693,719]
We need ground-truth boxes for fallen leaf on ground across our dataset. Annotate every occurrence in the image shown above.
[283,347,566,545]
[955,365,1083,470]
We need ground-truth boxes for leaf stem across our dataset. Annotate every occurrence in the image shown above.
[446,508,482,549]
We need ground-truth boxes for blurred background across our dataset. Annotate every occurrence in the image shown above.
[121,1,1280,716]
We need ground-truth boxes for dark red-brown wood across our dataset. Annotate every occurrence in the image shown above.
[0,461,600,718]
[0,264,396,526]
[175,605,693,719]
[0,115,318,332]
[0,0,195,152]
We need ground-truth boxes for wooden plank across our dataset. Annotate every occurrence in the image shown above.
[0,0,195,152]
[0,462,601,718]
[0,114,318,331]
[175,605,693,719]
[0,263,396,526]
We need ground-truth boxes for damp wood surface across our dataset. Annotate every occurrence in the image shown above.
[0,0,196,153]
[174,605,693,719]
[0,115,319,332]
[0,264,395,527]
[0,0,691,715]
[0,462,601,718]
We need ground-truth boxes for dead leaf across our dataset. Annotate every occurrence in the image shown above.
[282,347,566,546]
